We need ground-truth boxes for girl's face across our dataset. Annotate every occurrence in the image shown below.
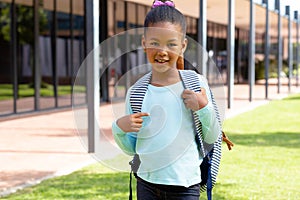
[142,22,187,73]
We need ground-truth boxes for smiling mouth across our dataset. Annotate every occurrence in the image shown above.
[155,59,169,63]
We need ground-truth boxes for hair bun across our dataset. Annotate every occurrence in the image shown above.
[152,0,175,9]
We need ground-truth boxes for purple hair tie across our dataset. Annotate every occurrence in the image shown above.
[152,0,175,8]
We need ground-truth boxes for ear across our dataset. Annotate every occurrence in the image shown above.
[181,37,188,54]
[177,38,188,70]
[141,35,146,50]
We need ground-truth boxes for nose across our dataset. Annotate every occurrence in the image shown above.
[157,46,168,56]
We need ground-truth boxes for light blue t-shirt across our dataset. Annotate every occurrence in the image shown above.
[112,75,220,187]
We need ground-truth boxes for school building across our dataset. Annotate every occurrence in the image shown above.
[0,0,299,118]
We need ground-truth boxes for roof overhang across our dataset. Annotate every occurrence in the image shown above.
[127,0,298,39]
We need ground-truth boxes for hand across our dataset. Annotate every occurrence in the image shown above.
[182,88,208,111]
[117,112,150,132]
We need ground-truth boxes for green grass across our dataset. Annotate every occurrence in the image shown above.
[0,84,85,100]
[1,94,300,200]
[213,93,300,200]
[1,164,136,200]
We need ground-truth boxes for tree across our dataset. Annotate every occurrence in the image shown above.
[0,2,48,45]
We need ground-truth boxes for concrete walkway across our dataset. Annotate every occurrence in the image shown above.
[0,80,299,197]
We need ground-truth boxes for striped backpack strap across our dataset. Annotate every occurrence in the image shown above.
[129,72,152,113]
[128,72,151,200]
[178,70,206,157]
[179,70,223,199]
[209,88,223,191]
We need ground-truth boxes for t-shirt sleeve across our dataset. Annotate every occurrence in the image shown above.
[195,75,221,144]
[112,87,137,155]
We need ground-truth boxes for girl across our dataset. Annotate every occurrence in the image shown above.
[112,1,220,199]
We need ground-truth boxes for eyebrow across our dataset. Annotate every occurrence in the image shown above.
[148,38,178,42]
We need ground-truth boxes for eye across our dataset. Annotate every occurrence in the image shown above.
[150,42,159,47]
[167,43,178,48]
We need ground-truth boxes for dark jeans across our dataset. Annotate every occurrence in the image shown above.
[136,177,200,200]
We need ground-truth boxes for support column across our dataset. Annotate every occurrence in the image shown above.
[249,0,255,102]
[198,0,207,76]
[227,0,235,109]
[70,0,74,104]
[33,0,40,110]
[263,0,270,99]
[51,0,58,108]
[85,0,100,153]
[295,11,299,87]
[286,6,292,92]
[124,2,131,92]
[10,0,17,113]
[275,0,282,93]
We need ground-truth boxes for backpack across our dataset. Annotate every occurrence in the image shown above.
[128,70,233,200]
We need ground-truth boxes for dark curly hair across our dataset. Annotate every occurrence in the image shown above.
[144,0,187,37]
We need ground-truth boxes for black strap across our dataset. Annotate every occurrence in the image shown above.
[129,171,133,200]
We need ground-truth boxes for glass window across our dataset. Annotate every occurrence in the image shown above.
[0,0,85,116]
[108,0,114,36]
[15,0,35,113]
[57,0,72,108]
[115,1,125,34]
[127,2,135,29]
[0,1,13,115]
[137,4,146,28]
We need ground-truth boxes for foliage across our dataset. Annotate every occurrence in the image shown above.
[255,59,289,80]
[0,1,48,45]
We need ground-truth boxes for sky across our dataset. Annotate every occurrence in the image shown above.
[253,0,300,17]
[279,0,300,15]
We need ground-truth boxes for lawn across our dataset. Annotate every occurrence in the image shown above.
[0,84,85,100]
[1,94,300,200]
[213,93,300,200]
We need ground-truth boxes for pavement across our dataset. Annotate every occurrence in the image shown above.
[0,78,299,197]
